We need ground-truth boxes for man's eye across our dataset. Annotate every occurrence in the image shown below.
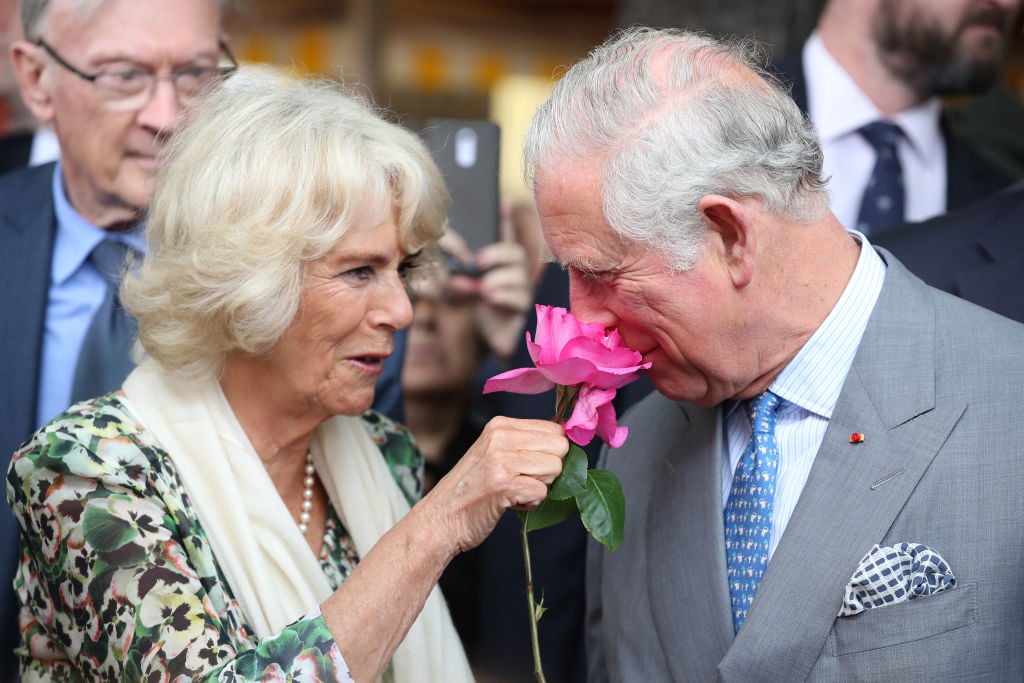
[112,69,146,83]
[174,67,214,90]
[575,267,604,282]
[97,69,150,92]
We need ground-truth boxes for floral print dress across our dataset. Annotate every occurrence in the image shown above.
[5,393,423,681]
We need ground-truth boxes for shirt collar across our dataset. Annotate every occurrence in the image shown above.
[769,230,887,419]
[802,31,943,164]
[51,162,147,285]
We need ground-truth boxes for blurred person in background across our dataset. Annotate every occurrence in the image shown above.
[6,65,568,681]
[0,0,57,174]
[403,228,532,679]
[506,198,547,287]
[774,0,1019,235]
[403,227,533,491]
[0,1,233,678]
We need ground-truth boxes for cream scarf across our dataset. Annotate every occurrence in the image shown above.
[122,360,473,683]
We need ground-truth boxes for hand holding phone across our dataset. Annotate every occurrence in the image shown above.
[424,119,501,254]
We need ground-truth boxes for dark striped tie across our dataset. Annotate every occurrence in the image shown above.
[71,238,137,403]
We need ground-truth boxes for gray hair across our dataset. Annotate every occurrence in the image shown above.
[21,0,227,39]
[121,66,449,381]
[524,27,828,271]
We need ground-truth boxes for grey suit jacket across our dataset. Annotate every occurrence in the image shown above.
[0,162,57,680]
[586,251,1024,681]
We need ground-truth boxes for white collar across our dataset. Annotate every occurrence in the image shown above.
[803,31,944,165]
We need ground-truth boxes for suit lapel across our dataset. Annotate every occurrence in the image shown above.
[646,402,736,678]
[719,259,965,680]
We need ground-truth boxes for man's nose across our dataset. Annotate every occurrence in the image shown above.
[136,78,181,133]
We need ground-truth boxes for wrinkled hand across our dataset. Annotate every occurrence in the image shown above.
[422,417,568,555]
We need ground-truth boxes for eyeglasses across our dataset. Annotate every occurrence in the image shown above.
[36,38,238,111]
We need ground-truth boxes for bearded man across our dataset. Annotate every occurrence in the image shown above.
[772,0,1019,235]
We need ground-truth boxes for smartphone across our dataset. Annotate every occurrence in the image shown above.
[423,118,501,256]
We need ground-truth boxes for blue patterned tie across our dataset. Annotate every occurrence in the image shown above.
[856,121,905,236]
[724,391,781,632]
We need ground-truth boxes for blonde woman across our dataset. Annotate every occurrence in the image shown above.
[7,66,567,682]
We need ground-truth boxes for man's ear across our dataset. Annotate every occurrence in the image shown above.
[697,194,755,288]
[10,40,56,124]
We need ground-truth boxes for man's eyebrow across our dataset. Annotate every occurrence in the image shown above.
[554,253,607,272]
[88,48,220,67]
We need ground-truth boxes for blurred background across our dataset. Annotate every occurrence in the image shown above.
[3,0,1023,196]
[0,0,834,201]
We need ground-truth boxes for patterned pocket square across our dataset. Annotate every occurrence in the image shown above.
[838,543,956,617]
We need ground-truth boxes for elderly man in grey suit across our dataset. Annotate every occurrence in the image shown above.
[525,27,1024,681]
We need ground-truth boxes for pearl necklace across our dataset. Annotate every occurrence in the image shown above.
[298,452,316,534]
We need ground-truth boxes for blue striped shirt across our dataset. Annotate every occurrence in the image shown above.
[722,232,886,559]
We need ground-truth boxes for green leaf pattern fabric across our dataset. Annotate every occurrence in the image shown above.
[5,393,423,681]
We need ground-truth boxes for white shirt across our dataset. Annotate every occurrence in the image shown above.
[28,126,60,166]
[802,32,947,231]
[722,231,886,559]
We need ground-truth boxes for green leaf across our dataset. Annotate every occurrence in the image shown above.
[535,598,547,622]
[523,496,578,533]
[548,443,588,500]
[576,469,625,552]
[82,504,137,552]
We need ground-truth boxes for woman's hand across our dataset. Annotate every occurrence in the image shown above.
[421,416,569,556]
[321,416,566,680]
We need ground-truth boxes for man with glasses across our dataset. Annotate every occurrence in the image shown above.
[0,1,232,678]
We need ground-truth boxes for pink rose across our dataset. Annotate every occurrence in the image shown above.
[483,304,650,448]
[483,305,651,396]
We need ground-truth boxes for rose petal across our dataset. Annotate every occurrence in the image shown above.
[536,357,609,388]
[559,337,650,388]
[482,367,555,395]
[595,399,628,448]
[544,306,585,358]
[564,386,619,446]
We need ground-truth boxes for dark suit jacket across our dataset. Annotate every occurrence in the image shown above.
[0,162,57,680]
[771,57,1013,213]
[0,132,34,178]
[874,180,1024,323]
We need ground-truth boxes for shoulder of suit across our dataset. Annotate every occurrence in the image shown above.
[880,181,1024,247]
[0,160,57,194]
